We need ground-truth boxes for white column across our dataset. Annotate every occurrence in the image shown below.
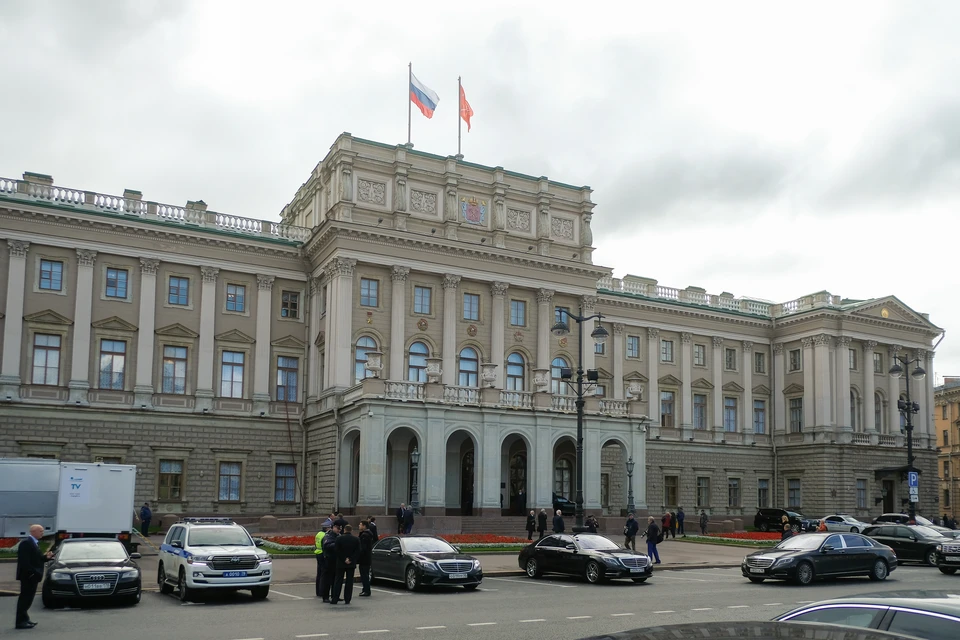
[773,343,785,433]
[584,428,601,509]
[253,274,274,408]
[888,345,902,435]
[133,258,159,408]
[836,336,852,430]
[647,328,660,422]
[194,266,219,412]
[0,240,29,399]
[680,332,693,428]
[357,413,386,507]
[712,336,724,437]
[323,272,334,389]
[389,267,409,382]
[802,337,815,431]
[331,258,357,388]
[814,334,833,428]
[923,349,936,442]
[536,289,554,372]
[742,341,754,435]
[581,295,597,373]
[535,421,553,509]
[307,276,322,402]
[612,324,625,400]
[863,341,877,431]
[491,282,508,388]
[481,420,502,513]
[424,411,446,509]
[441,274,460,386]
[67,249,97,404]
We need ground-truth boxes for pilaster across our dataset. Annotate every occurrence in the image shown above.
[581,295,597,373]
[773,343,785,433]
[863,341,877,431]
[836,336,852,431]
[491,282,508,388]
[133,257,160,408]
[307,276,323,402]
[680,332,693,430]
[802,337,816,431]
[194,266,220,413]
[742,341,753,435]
[711,336,724,442]
[67,249,97,405]
[888,345,902,435]
[0,240,30,400]
[389,267,409,382]
[647,328,660,424]
[612,324,625,400]
[253,274,274,411]
[441,274,460,386]
[536,289,554,372]
[331,258,357,388]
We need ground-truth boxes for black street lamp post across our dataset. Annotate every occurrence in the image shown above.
[551,305,610,532]
[626,456,636,516]
[410,446,421,515]
[888,354,926,523]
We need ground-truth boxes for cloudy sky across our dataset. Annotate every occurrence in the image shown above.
[1,1,957,379]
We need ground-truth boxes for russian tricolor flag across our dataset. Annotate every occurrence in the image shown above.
[410,72,439,119]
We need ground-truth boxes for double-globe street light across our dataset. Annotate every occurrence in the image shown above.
[551,306,609,532]
[888,354,926,523]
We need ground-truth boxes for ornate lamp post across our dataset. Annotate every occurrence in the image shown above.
[625,456,636,516]
[551,305,610,532]
[410,446,421,515]
[889,354,926,523]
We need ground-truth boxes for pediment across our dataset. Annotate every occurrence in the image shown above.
[272,335,306,349]
[24,309,73,326]
[753,384,771,395]
[215,329,256,344]
[91,316,138,332]
[314,331,325,346]
[658,374,682,386]
[155,323,199,339]
[624,371,648,383]
[593,367,613,379]
[722,381,745,393]
[846,296,940,329]
[691,377,714,390]
[783,383,805,394]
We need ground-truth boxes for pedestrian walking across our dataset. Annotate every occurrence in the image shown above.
[623,513,639,551]
[661,511,671,539]
[357,521,375,597]
[16,524,52,629]
[699,510,708,535]
[537,509,547,540]
[402,505,415,534]
[396,503,406,534]
[645,516,662,564]
[780,515,793,541]
[552,509,565,533]
[314,519,330,597]
[586,514,598,533]
[668,511,677,539]
[331,525,361,605]
[677,507,686,537]
[318,521,341,602]
[368,516,379,539]
[139,502,152,537]
[526,510,536,540]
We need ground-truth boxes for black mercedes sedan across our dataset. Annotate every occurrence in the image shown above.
[862,524,953,566]
[518,533,653,584]
[742,532,897,585]
[42,538,142,608]
[370,535,482,591]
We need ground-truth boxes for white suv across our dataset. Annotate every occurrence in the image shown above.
[158,518,272,601]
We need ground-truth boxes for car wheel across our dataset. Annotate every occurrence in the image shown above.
[405,565,419,591]
[584,560,603,584]
[748,577,765,584]
[632,577,648,583]
[795,561,815,586]
[525,558,542,579]
[125,588,142,606]
[869,559,888,581]
[850,527,859,533]
[926,549,938,567]
[157,564,173,595]
[939,567,957,575]
[251,586,269,600]
[758,523,769,532]
[178,569,192,602]
[41,589,60,609]
[463,584,479,591]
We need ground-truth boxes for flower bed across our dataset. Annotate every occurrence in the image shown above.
[257,533,531,552]
[706,532,781,541]
[0,538,19,550]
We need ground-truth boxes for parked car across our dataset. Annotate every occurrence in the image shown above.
[518,533,653,584]
[754,508,804,532]
[370,534,482,591]
[741,532,897,585]
[775,591,960,640]
[822,514,871,533]
[580,620,924,640]
[42,538,142,608]
[872,513,935,526]
[861,524,952,566]
[552,493,575,516]
[934,538,960,574]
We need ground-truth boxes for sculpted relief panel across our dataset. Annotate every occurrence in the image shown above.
[410,189,438,215]
[357,179,387,206]
[506,208,531,232]
[551,216,575,240]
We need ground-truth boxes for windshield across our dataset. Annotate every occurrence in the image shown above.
[775,535,825,551]
[575,535,620,550]
[59,541,128,562]
[911,526,943,538]
[404,538,457,553]
[786,511,803,519]
[915,515,933,527]
[187,527,252,547]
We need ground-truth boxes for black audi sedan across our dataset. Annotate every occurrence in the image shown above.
[518,533,653,584]
[861,524,953,566]
[370,535,482,591]
[42,538,142,608]
[741,532,897,585]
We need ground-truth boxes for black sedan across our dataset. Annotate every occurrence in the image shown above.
[370,535,482,591]
[861,524,953,566]
[741,532,897,585]
[518,533,653,584]
[42,538,142,608]
[935,538,960,574]
[553,493,575,516]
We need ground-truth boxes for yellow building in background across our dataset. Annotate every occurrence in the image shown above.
[936,377,960,522]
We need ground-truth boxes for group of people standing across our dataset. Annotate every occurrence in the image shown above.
[524,509,604,538]
[314,513,378,605]
[396,503,415,534]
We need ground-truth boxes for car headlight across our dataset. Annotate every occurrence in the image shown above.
[258,554,272,563]
[603,557,621,566]
[51,571,72,581]
[473,559,481,570]
[187,554,214,564]
[120,568,139,577]
[937,545,942,552]
[417,560,437,571]
[774,557,796,567]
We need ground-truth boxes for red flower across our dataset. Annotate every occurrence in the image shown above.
[706,532,781,540]
[0,538,19,549]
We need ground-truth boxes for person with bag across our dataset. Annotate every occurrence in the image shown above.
[644,516,662,564]
[525,510,536,540]
[623,513,639,551]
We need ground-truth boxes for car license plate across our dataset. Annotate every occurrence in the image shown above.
[630,568,642,573]
[83,583,111,590]
[222,571,247,578]
[749,568,765,574]
[948,556,960,562]
[449,573,468,579]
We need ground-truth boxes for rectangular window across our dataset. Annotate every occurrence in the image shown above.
[946,490,952,508]
[787,478,801,508]
[727,478,741,508]
[661,339,674,363]
[594,341,605,355]
[789,398,803,432]
[693,394,707,429]
[664,475,678,506]
[277,356,299,402]
[168,276,189,305]
[463,293,480,321]
[594,384,606,397]
[31,334,61,385]
[218,461,241,501]
[693,343,706,366]
[753,400,767,434]
[754,352,766,374]
[723,397,738,432]
[220,351,244,398]
[275,463,297,503]
[757,479,769,508]
[849,349,857,371]
[509,299,526,326]
[39,259,63,291]
[98,339,126,390]
[626,335,640,359]
[789,349,801,371]
[696,477,710,508]
[360,278,379,307]
[158,459,183,500]
[162,346,187,394]
[281,291,300,318]
[945,460,951,477]
[873,352,883,374]
[943,406,948,420]
[660,391,675,427]
[725,348,737,371]
[554,306,570,324]
[414,286,432,315]
[105,268,128,299]
[856,479,867,509]
[226,284,246,312]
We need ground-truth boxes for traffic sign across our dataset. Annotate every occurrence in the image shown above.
[908,471,919,487]
[909,486,919,496]
[910,494,919,503]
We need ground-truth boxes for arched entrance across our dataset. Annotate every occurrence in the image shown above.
[553,437,577,502]
[445,429,477,515]
[501,434,529,515]
[385,426,421,516]
[600,439,628,516]
[339,430,361,511]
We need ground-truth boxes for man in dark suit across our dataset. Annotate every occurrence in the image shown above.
[396,503,406,534]
[318,522,340,602]
[16,524,52,629]
[331,525,361,605]
[402,506,414,534]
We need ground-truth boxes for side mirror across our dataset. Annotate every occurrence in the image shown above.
[255,540,264,547]
[910,537,917,542]
[821,545,834,552]
[565,543,576,551]
[390,548,401,555]
[130,552,142,560]
[453,546,461,554]
[171,541,182,549]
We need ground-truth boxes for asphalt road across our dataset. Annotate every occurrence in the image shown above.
[5,566,959,639]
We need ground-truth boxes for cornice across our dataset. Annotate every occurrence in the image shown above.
[598,295,774,330]
[775,305,940,338]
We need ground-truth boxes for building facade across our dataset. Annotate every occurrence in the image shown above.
[936,377,960,521]
[0,134,944,526]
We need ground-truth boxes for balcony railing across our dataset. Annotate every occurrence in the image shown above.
[499,391,533,409]
[852,432,871,445]
[878,434,897,446]
[552,396,576,412]
[443,386,480,405]
[384,381,424,401]
[599,399,628,416]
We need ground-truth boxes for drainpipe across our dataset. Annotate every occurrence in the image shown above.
[333,403,342,512]
[299,269,312,518]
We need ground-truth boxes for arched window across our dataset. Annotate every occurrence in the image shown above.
[407,341,428,382]
[874,392,883,431]
[850,390,858,431]
[506,352,525,391]
[458,347,479,387]
[551,357,569,395]
[554,457,573,498]
[354,336,377,384]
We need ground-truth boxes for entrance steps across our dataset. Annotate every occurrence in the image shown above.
[459,516,529,537]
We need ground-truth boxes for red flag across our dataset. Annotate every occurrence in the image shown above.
[459,84,474,132]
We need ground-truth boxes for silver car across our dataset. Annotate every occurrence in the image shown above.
[822,514,870,533]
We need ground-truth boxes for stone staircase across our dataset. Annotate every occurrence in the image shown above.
[459,516,530,537]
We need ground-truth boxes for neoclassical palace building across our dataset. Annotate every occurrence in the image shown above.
[0,134,944,526]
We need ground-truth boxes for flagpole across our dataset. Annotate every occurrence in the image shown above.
[457,76,462,157]
[407,62,412,146]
